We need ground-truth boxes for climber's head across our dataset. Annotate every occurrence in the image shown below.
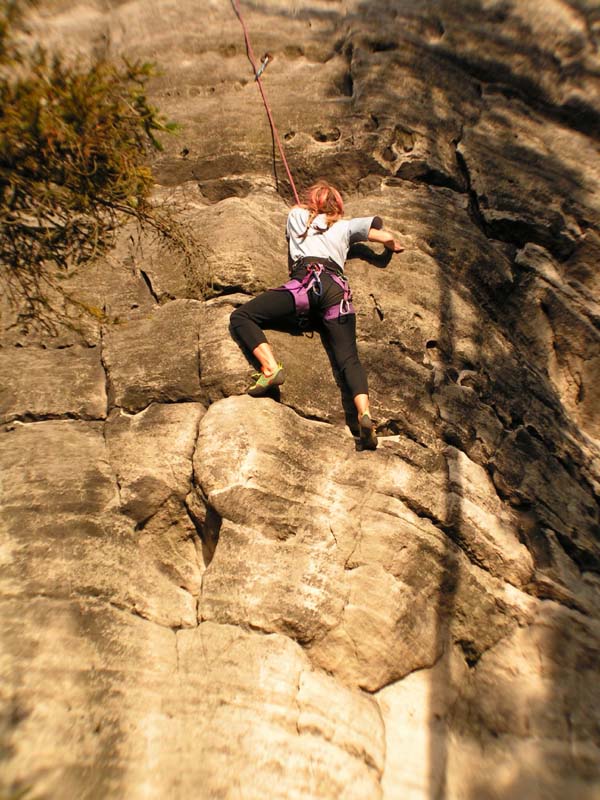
[302,180,344,224]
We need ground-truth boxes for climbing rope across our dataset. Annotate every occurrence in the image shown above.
[231,0,300,205]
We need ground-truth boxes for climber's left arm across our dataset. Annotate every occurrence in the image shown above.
[368,226,404,253]
[348,215,404,253]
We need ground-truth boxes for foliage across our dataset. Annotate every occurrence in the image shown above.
[0,1,188,327]
[0,1,27,63]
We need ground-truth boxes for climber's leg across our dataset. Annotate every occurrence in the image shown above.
[252,342,279,376]
[321,313,377,449]
[321,313,368,399]
[230,291,293,394]
[230,289,294,377]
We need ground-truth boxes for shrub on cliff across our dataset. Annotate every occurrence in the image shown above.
[0,1,184,326]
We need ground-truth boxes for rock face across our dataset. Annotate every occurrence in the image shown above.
[1,1,600,798]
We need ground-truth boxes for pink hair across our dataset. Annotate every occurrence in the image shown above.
[299,181,344,236]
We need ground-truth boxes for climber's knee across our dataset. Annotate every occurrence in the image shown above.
[230,306,248,332]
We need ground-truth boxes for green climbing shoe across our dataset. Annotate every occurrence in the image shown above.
[359,412,378,450]
[247,364,285,397]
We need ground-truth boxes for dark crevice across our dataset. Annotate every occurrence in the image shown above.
[376,418,430,452]
[340,71,354,98]
[338,39,354,98]
[139,270,160,304]
[313,127,341,143]
[455,149,489,236]
[434,47,600,137]
[554,530,600,574]
[388,338,413,355]
[442,504,509,577]
[388,489,450,536]
[431,17,446,40]
[184,487,222,568]
[206,284,246,298]
[492,463,600,571]
[132,496,173,533]
[1,411,105,425]
[489,419,600,515]
[113,397,206,416]
[457,638,481,668]
[369,293,384,320]
[101,418,123,505]
[488,218,577,261]
[524,578,590,615]
[555,518,599,567]
[200,505,222,568]
[99,326,114,412]
[196,328,202,403]
[285,403,334,427]
[366,651,447,695]
[454,135,577,260]
[453,623,532,675]
[512,255,600,331]
[3,590,149,622]
[367,38,398,53]
[404,167,464,193]
[384,169,463,196]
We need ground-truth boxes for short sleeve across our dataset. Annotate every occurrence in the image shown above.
[348,215,383,244]
[287,207,307,239]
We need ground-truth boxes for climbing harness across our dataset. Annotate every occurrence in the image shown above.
[274,257,355,322]
[231,0,300,205]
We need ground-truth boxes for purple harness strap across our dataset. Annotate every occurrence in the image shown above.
[273,262,354,321]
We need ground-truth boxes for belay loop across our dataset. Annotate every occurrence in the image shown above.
[274,261,355,322]
[311,269,323,297]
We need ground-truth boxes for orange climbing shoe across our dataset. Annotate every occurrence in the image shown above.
[247,364,285,397]
[359,412,378,450]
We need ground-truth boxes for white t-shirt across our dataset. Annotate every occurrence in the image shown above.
[286,207,381,270]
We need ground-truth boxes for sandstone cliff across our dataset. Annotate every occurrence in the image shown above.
[1,1,600,798]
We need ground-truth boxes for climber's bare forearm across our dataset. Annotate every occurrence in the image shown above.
[368,227,404,252]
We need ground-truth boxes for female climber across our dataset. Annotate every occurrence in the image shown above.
[230,181,403,450]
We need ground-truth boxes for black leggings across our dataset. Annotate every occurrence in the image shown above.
[230,272,369,398]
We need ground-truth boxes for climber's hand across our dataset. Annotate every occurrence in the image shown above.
[368,227,404,253]
[385,239,404,253]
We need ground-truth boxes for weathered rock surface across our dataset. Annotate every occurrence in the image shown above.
[0,344,107,422]
[105,401,205,522]
[0,420,199,627]
[193,396,537,690]
[102,300,204,411]
[2,0,600,798]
